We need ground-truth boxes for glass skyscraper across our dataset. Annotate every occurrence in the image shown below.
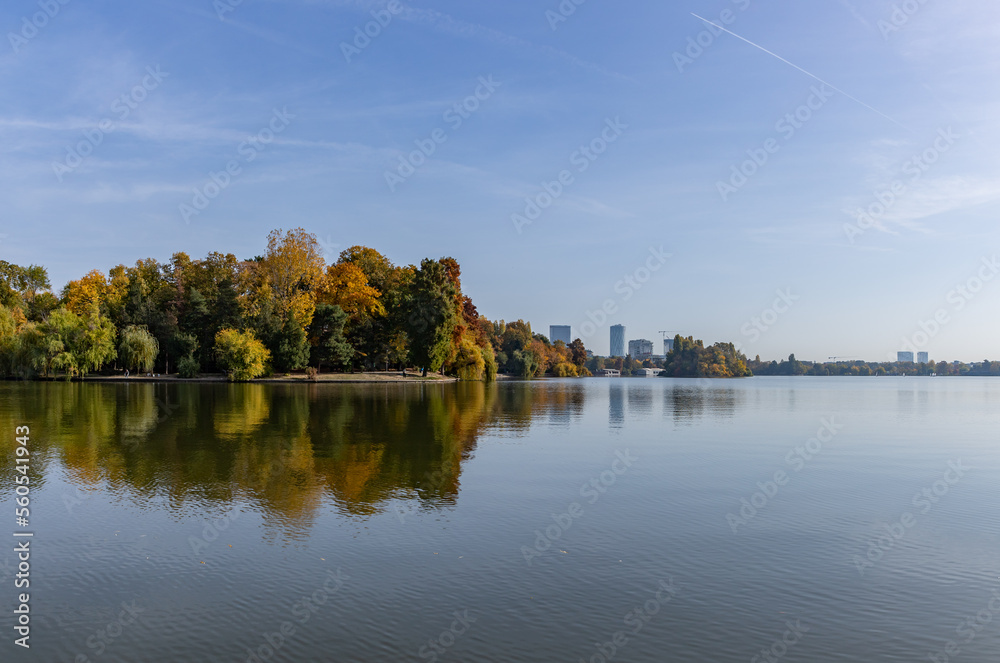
[610,324,625,357]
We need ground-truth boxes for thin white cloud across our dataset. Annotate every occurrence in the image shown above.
[279,0,632,81]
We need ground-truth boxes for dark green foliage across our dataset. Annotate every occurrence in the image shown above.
[661,335,751,378]
[177,355,200,378]
[309,304,353,371]
[404,259,457,377]
[273,317,310,373]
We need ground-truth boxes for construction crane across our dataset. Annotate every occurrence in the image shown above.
[659,331,679,354]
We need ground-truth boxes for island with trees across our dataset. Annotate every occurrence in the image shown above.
[0,228,599,382]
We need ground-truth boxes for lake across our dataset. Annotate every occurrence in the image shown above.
[1,377,998,662]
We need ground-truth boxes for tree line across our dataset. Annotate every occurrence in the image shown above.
[0,228,604,382]
[747,355,1000,377]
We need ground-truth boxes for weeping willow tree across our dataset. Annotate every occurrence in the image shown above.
[119,325,159,373]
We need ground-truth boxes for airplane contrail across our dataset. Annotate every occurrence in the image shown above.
[691,13,907,131]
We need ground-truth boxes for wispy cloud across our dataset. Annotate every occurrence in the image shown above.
[281,0,632,81]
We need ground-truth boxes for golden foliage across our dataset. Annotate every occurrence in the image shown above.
[261,228,324,328]
[63,269,107,316]
[317,263,384,321]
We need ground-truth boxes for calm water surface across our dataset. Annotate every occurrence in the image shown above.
[1,377,998,662]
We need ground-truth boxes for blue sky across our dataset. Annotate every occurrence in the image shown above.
[2,0,999,362]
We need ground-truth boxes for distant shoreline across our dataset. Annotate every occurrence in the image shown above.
[5,373,990,385]
[21,372,462,384]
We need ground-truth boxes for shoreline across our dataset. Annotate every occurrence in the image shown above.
[34,372,463,384]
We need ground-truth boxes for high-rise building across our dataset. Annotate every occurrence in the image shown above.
[663,338,675,354]
[549,325,572,345]
[897,351,914,363]
[628,339,654,359]
[610,325,625,357]
[917,352,929,364]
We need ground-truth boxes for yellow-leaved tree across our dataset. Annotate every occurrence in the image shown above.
[317,263,384,322]
[258,228,324,329]
[214,328,270,381]
[62,269,107,316]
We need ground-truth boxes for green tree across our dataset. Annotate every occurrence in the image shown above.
[308,303,353,372]
[511,348,540,378]
[335,248,412,371]
[119,325,159,373]
[273,317,310,373]
[214,329,270,381]
[405,259,458,377]
[0,304,19,377]
[177,355,200,378]
[73,310,118,376]
[450,336,489,380]
[661,335,751,378]
[36,308,80,378]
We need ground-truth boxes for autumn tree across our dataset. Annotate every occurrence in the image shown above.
[317,263,384,321]
[336,246,412,370]
[215,328,270,381]
[338,245,396,293]
[258,228,324,329]
[450,336,489,380]
[63,269,107,316]
[661,336,751,378]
